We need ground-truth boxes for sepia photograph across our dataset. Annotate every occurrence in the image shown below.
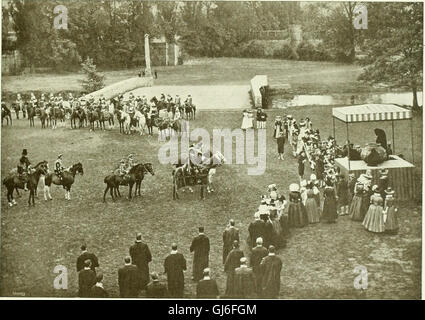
[0,0,423,301]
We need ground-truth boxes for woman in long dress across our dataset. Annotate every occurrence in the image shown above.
[362,185,385,233]
[241,109,253,130]
[305,182,320,223]
[321,179,338,223]
[384,188,398,234]
[287,183,308,228]
[349,182,365,221]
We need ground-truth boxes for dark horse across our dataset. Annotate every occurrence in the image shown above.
[1,104,12,126]
[3,161,48,207]
[103,163,154,202]
[27,103,36,127]
[44,162,84,200]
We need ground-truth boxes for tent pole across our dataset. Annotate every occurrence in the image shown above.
[391,120,395,154]
[410,118,414,164]
[346,122,350,171]
[333,117,336,141]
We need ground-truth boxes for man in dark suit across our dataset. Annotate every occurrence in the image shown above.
[196,268,219,298]
[129,233,152,291]
[234,257,256,298]
[90,272,109,298]
[224,240,244,298]
[260,245,283,299]
[146,272,168,298]
[76,244,99,273]
[118,256,139,298]
[250,237,268,296]
[248,212,267,248]
[78,260,96,297]
[222,219,239,264]
[164,243,187,298]
[190,227,210,281]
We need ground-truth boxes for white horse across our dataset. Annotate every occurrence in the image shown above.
[134,110,147,135]
[118,110,131,135]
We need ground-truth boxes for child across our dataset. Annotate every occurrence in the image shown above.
[336,174,349,215]
[384,187,398,234]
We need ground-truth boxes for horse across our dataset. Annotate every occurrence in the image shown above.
[27,104,36,127]
[87,108,100,131]
[38,107,49,128]
[3,161,48,207]
[185,104,196,120]
[51,105,65,129]
[70,107,81,129]
[11,102,20,119]
[172,151,225,199]
[44,162,84,201]
[103,163,154,202]
[1,105,12,126]
[115,109,131,134]
[133,110,147,135]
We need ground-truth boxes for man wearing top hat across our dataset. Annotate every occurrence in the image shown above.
[17,149,31,190]
[54,154,65,181]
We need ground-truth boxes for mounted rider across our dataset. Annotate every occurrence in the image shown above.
[17,149,31,191]
[127,154,136,169]
[118,159,130,181]
[183,142,204,175]
[55,154,65,182]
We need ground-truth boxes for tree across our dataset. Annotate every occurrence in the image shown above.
[359,2,423,110]
[314,2,363,62]
[80,57,105,93]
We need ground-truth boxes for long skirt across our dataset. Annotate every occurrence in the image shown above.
[305,198,320,223]
[288,202,308,228]
[349,195,363,221]
[279,214,290,237]
[271,220,286,248]
[322,197,337,223]
[360,193,371,219]
[313,193,321,208]
[362,204,385,233]
[385,207,399,234]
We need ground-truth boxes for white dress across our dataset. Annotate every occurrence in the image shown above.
[241,112,253,129]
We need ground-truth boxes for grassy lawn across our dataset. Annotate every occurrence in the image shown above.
[1,106,421,299]
[1,58,367,95]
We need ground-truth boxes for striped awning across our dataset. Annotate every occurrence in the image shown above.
[332,104,412,123]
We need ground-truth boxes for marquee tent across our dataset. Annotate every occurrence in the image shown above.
[332,104,414,169]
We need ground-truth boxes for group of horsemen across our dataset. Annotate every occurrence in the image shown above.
[16,149,67,190]
[13,91,195,125]
[15,139,204,192]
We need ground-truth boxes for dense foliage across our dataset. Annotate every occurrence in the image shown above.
[2,0,423,103]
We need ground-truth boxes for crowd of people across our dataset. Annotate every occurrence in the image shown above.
[76,223,282,299]
[243,112,400,239]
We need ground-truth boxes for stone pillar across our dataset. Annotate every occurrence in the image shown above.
[165,42,169,66]
[144,34,151,76]
[174,43,179,66]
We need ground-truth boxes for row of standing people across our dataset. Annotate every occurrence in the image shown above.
[77,223,283,299]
